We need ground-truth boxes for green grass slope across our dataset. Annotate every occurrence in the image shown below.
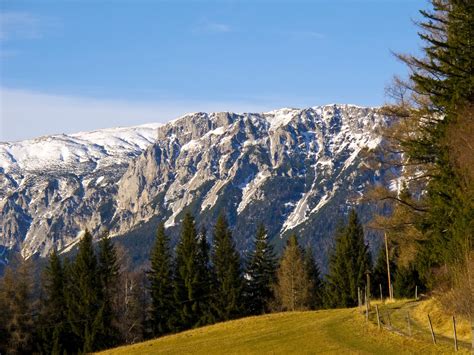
[99,301,468,354]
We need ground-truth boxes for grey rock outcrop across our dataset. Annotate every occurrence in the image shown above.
[0,105,394,264]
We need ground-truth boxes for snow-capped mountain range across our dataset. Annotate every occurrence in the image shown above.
[0,104,392,265]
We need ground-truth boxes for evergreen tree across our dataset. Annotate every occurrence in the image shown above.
[274,235,312,311]
[380,0,474,286]
[96,231,120,349]
[66,230,102,353]
[303,247,323,310]
[245,224,277,315]
[148,223,175,336]
[211,213,244,321]
[393,264,423,299]
[195,227,215,326]
[61,257,79,353]
[325,210,371,308]
[173,212,203,330]
[39,250,69,354]
[399,0,473,111]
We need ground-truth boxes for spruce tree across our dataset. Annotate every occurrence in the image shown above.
[195,227,215,326]
[173,212,202,330]
[148,223,175,336]
[67,230,102,353]
[245,224,276,315]
[325,210,371,308]
[274,235,312,311]
[393,264,423,299]
[96,231,120,349]
[39,250,69,354]
[303,247,323,310]
[211,213,244,321]
[61,257,79,353]
[380,0,474,286]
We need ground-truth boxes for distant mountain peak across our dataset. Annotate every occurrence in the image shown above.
[0,105,394,265]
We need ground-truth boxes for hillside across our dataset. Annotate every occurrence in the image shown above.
[98,300,468,354]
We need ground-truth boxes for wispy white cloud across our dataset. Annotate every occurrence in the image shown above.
[0,88,274,142]
[193,21,232,34]
[206,22,231,33]
[280,30,326,39]
[290,30,325,39]
[0,12,42,41]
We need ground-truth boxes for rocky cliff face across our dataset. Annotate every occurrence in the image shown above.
[0,105,393,265]
[0,124,161,261]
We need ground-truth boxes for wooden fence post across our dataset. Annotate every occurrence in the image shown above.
[379,283,383,303]
[375,305,381,329]
[365,292,369,322]
[358,287,361,309]
[366,271,371,309]
[428,314,436,345]
[452,315,458,352]
[407,311,412,336]
[415,285,418,300]
[384,232,392,301]
[367,287,371,311]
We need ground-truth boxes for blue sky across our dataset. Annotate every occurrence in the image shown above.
[1,0,426,141]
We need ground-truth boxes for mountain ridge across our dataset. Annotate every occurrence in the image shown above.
[0,104,395,266]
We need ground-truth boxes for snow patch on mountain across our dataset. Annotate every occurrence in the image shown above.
[264,108,300,130]
[237,170,271,214]
[0,123,161,175]
[0,104,393,261]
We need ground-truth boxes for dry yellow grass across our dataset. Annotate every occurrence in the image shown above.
[98,300,468,354]
[368,298,471,352]
[411,297,471,342]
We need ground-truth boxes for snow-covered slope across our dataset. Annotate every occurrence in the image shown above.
[0,124,160,259]
[0,124,161,174]
[112,105,391,259]
[0,105,394,264]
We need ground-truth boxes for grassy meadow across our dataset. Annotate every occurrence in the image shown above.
[98,299,471,354]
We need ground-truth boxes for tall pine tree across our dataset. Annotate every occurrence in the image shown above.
[379,0,474,287]
[173,212,203,330]
[211,214,244,321]
[148,223,175,336]
[325,210,371,308]
[96,231,120,349]
[195,227,215,326]
[303,247,323,310]
[39,250,70,354]
[66,230,102,353]
[245,224,276,315]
